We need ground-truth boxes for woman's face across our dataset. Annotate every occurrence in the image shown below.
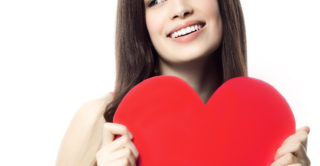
[144,0,223,64]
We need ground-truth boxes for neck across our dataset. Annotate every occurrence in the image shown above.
[158,54,221,104]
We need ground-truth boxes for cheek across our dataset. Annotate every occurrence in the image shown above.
[202,0,220,19]
[200,0,223,38]
[146,11,164,39]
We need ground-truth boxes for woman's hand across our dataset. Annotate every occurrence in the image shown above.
[96,122,139,166]
[271,126,311,166]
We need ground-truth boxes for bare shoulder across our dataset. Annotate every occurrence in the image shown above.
[56,94,114,166]
[69,94,113,131]
[77,94,114,120]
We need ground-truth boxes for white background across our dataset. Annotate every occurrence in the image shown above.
[0,0,319,165]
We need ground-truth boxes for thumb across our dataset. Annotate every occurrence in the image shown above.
[297,126,310,134]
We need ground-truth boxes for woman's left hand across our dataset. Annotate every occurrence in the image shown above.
[271,126,311,166]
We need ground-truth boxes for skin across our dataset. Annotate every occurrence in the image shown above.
[145,0,223,104]
[96,122,138,166]
[271,126,311,166]
[96,0,311,165]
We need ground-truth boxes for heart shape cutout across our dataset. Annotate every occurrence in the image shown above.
[113,76,295,166]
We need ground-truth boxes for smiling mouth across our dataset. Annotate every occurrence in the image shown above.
[167,23,206,38]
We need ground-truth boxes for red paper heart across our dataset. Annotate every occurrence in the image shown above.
[113,76,295,166]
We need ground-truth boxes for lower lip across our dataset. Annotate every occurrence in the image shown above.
[168,25,206,43]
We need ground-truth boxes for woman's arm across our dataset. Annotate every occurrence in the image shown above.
[55,96,113,166]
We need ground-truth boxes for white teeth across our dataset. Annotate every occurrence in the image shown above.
[170,24,203,38]
[181,29,186,35]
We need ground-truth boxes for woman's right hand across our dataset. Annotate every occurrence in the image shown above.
[96,122,139,166]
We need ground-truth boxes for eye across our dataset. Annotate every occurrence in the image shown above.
[147,0,166,7]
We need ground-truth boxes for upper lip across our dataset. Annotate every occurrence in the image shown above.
[166,20,206,37]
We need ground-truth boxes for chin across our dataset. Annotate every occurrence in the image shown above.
[162,52,210,65]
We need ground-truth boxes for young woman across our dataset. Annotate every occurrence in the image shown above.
[56,0,311,166]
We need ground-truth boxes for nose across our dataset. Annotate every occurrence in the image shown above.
[170,0,194,20]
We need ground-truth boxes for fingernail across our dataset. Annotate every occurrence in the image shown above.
[306,126,310,134]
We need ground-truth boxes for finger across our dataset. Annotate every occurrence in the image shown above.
[125,141,139,159]
[296,126,310,134]
[96,137,133,165]
[105,135,132,153]
[102,123,115,147]
[96,136,133,165]
[296,126,310,151]
[108,156,136,166]
[103,122,133,147]
[296,143,308,159]
[104,147,135,164]
[280,130,309,150]
[128,154,137,166]
[287,164,303,166]
[104,122,133,138]
[275,142,306,161]
[271,153,298,166]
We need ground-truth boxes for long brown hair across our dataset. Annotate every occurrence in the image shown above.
[104,0,248,122]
